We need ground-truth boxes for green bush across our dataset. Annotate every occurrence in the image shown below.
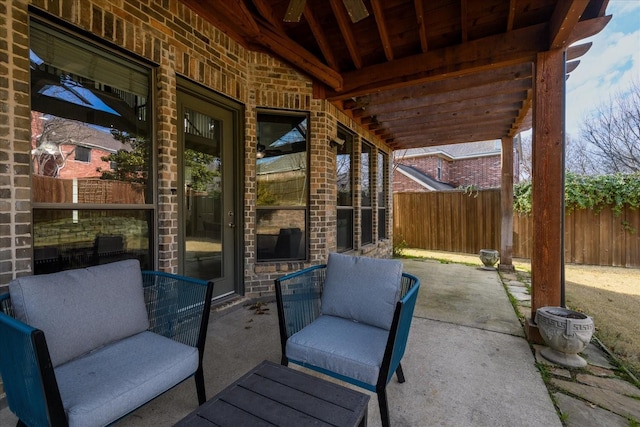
[514,172,640,216]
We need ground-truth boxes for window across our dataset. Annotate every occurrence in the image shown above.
[74,146,91,162]
[336,127,354,252]
[256,113,308,261]
[30,19,153,274]
[378,151,388,239]
[361,141,373,245]
[437,158,442,180]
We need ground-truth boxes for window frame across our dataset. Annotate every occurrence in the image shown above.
[360,140,374,246]
[74,146,91,163]
[29,16,156,273]
[377,150,388,240]
[336,125,354,252]
[255,110,310,262]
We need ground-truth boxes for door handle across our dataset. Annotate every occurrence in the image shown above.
[228,223,236,228]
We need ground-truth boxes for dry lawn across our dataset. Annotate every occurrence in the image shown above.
[403,248,640,375]
[564,264,640,374]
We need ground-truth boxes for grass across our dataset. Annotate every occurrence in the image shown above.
[402,248,640,377]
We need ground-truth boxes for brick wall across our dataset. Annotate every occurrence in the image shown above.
[393,154,501,192]
[393,170,429,192]
[449,156,501,188]
[0,1,32,286]
[0,0,393,298]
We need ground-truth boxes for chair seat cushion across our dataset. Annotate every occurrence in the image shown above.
[9,259,149,367]
[55,331,198,427]
[286,315,389,386]
[321,253,403,330]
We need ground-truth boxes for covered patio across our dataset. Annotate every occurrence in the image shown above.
[1,258,562,426]
[0,0,616,421]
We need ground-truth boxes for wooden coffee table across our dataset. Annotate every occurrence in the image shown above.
[174,360,370,427]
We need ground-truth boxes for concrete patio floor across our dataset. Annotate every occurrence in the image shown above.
[0,258,562,426]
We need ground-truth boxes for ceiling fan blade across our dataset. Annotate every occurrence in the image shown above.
[284,0,306,22]
[343,0,369,23]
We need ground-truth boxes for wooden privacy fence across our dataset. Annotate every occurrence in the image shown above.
[393,190,640,268]
[32,175,146,204]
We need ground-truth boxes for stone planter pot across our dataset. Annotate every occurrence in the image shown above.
[479,249,499,270]
[535,306,594,368]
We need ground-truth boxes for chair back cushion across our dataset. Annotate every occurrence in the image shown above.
[321,253,403,330]
[9,259,150,367]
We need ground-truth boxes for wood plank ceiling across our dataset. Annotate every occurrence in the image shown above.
[180,0,611,149]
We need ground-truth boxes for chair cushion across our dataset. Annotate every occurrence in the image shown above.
[286,315,389,386]
[55,331,198,427]
[321,253,403,330]
[9,259,149,367]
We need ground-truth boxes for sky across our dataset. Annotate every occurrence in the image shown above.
[564,1,640,137]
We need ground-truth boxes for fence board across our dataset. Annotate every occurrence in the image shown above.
[394,190,640,268]
[32,175,146,204]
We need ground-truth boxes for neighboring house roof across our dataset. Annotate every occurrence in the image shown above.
[395,164,456,191]
[257,152,305,175]
[394,140,501,161]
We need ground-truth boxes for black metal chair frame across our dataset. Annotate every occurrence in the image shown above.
[0,270,214,427]
[275,264,420,427]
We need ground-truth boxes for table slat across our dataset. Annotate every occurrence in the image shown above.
[256,362,368,411]
[195,399,276,427]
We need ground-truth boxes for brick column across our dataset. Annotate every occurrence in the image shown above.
[0,1,31,287]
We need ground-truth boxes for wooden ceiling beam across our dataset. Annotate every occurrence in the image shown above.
[415,0,428,52]
[180,0,257,47]
[567,15,612,45]
[182,0,343,90]
[398,128,510,142]
[329,0,363,69]
[378,101,522,127]
[360,62,532,106]
[390,118,513,138]
[303,4,339,69]
[390,119,511,138]
[385,116,517,139]
[362,92,527,120]
[394,130,508,147]
[251,0,286,34]
[506,0,517,31]
[461,0,468,43]
[413,0,429,53]
[371,0,394,61]
[255,26,344,89]
[363,79,531,116]
[508,89,532,136]
[566,60,580,74]
[328,22,548,100]
[377,103,522,126]
[566,42,592,60]
[549,0,589,50]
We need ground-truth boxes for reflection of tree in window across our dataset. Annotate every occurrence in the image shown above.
[361,144,372,207]
[98,130,148,184]
[31,115,97,177]
[183,149,220,193]
[337,132,352,207]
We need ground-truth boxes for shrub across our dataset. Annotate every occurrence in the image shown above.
[514,172,640,216]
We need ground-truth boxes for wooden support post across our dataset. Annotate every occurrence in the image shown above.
[527,49,566,343]
[499,136,514,272]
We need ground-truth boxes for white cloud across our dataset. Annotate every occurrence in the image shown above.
[565,1,640,137]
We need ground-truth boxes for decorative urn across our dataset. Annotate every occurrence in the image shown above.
[535,306,595,368]
[479,249,499,270]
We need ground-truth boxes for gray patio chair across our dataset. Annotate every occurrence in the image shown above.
[275,252,420,427]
